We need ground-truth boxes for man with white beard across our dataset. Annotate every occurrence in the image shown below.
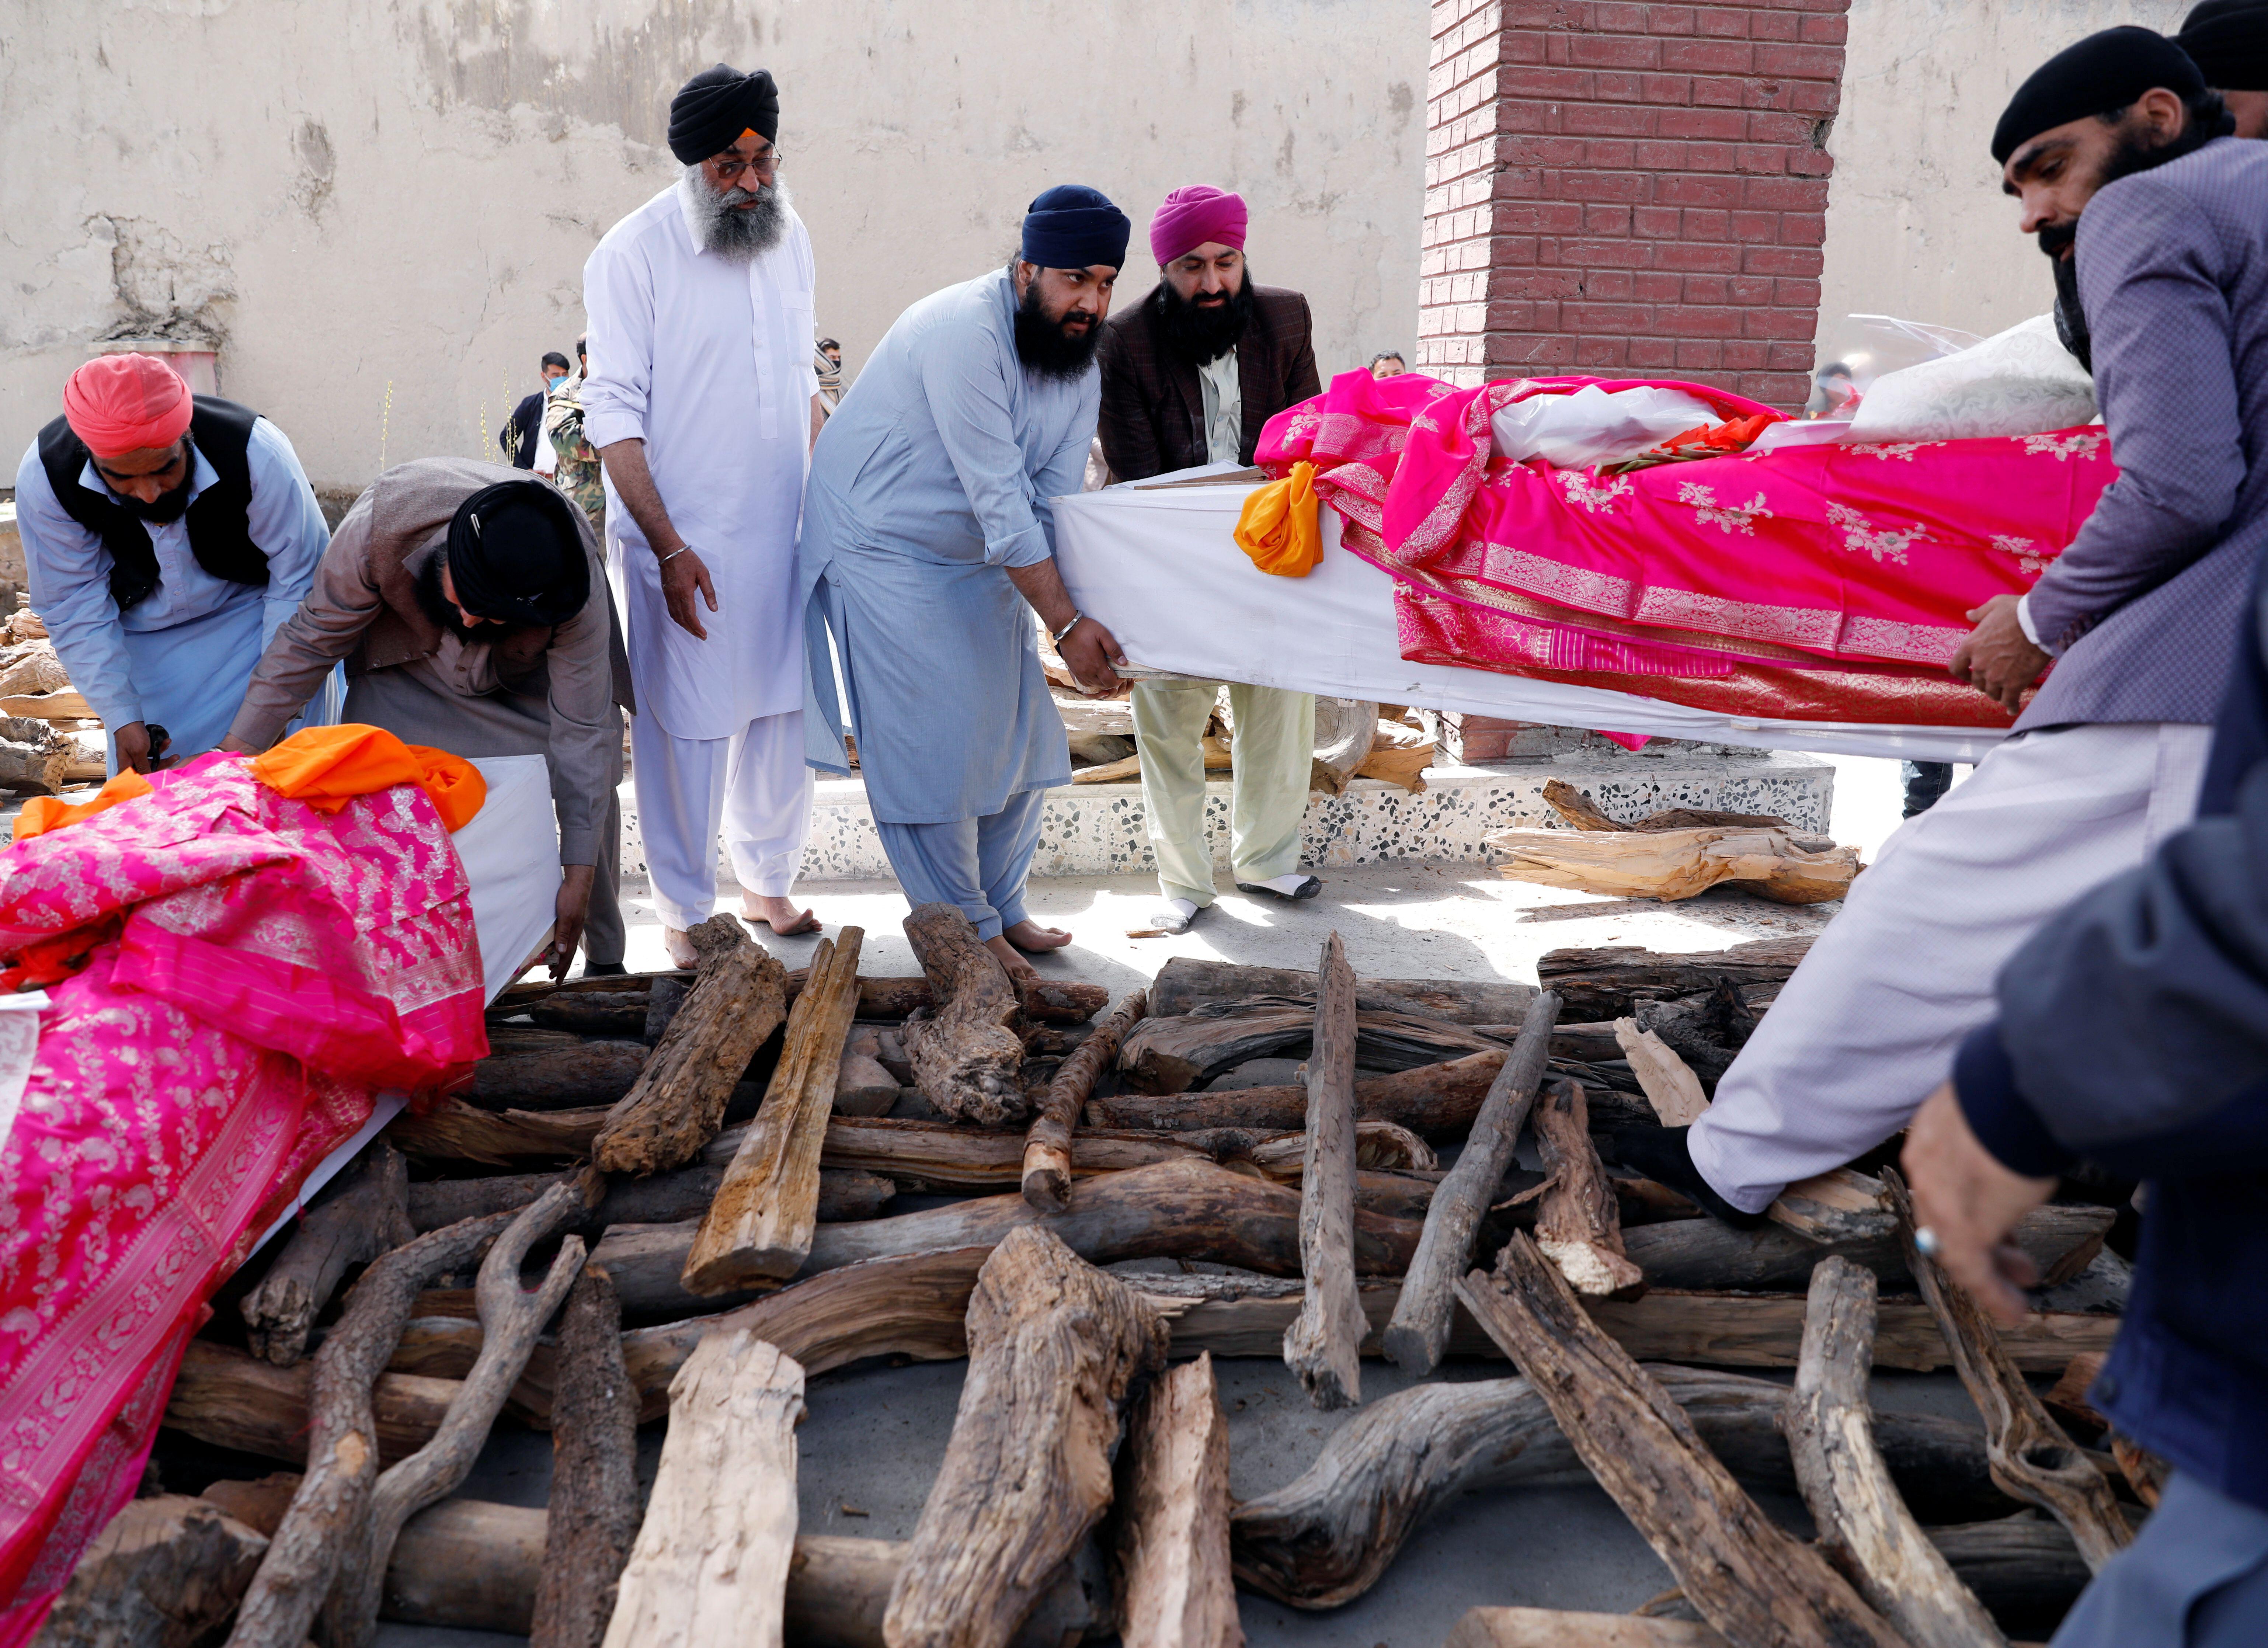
[583,63,824,963]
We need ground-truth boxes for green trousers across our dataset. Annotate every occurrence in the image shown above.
[1131,679,1315,906]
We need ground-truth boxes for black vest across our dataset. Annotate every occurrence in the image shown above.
[34,396,271,612]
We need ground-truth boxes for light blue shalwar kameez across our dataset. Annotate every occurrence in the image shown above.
[799,267,1094,940]
[12,418,341,771]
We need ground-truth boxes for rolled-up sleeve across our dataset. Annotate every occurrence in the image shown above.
[919,327,1054,569]
[243,417,332,650]
[580,239,655,452]
[13,444,143,730]
[228,496,384,750]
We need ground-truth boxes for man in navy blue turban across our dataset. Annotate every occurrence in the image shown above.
[797,187,1134,976]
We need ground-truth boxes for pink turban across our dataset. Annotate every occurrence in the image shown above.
[63,354,193,458]
[1149,185,1248,266]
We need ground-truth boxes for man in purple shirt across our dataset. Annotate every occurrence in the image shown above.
[1625,27,2268,1224]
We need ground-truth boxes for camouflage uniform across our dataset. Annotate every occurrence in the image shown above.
[544,379,607,540]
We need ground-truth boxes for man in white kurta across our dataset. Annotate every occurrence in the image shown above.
[582,63,822,962]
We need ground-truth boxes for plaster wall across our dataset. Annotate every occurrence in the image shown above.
[0,0,1427,495]
[1817,0,2192,353]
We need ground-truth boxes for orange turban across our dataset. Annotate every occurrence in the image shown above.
[62,354,194,458]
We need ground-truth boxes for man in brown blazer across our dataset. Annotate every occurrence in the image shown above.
[1096,187,1325,933]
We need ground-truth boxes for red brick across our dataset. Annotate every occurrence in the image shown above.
[1674,340,1725,369]
[1588,139,1639,167]
[1766,341,1817,371]
[1594,2,1651,31]
[1691,7,1751,39]
[1503,1,1594,23]
[1742,244,1822,276]
[1498,100,1568,135]
[1656,240,1742,273]
[1568,35,1663,68]
[1506,136,1593,165]
[1583,268,1638,299]
[1491,234,1544,265]
[1789,80,1842,114]
[1747,10,1801,43]
[1778,210,1827,245]
[1746,306,1819,339]
[1736,144,1789,173]
[1634,270,1684,300]
[1687,141,1741,170]
[1745,109,1816,143]
[1635,140,1690,168]
[1728,209,1782,241]
[1741,371,1814,406]
[1596,70,1649,101]
[1655,173,1742,207]
[1754,42,1844,79]
[1646,7,1700,36]
[1497,202,1590,233]
[1679,208,1732,238]
[1691,76,1748,107]
[1657,305,1745,337]
[1564,300,1655,329]
[1627,336,1680,368]
[1662,39,1754,73]
[1775,277,1821,306]
[1577,334,1632,366]
[1742,174,1828,209]
[1499,271,1587,298]
[1560,170,1651,202]
[1802,13,1848,44]
[1728,274,1775,304]
[1786,146,1836,177]
[1641,73,1695,104]
[1489,334,1579,366]
[1564,102,1660,136]
[1504,66,1596,98]
[1659,106,1748,140]
[1632,205,1683,237]
[1683,275,1729,302]
[1559,237,1657,267]
[1719,339,1769,369]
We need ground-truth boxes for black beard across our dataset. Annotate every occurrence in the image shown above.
[686,169,790,263]
[414,552,480,641]
[1152,274,1257,367]
[119,439,195,521]
[2036,121,2219,371]
[1013,279,1104,383]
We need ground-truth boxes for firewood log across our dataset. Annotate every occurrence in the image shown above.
[1767,1168,1895,1245]
[1453,1234,1905,1648]
[1613,1021,1708,1126]
[471,1040,650,1108]
[1282,934,1364,1411]
[1148,958,1533,1024]
[1535,939,1812,1020]
[1450,1611,1732,1646]
[1384,991,1560,1375]
[837,1026,902,1118]
[1023,989,1146,1211]
[1088,1050,1507,1138]
[32,1495,268,1647]
[593,914,787,1175]
[1229,1364,2011,1610]
[899,903,1029,1124]
[882,1227,1169,1648]
[779,970,1108,1026]
[241,1143,413,1366]
[603,1331,804,1648]
[1781,1256,2007,1648]
[1491,825,1860,905]
[2045,1351,2110,1434]
[684,927,867,1294]
[1116,1004,1511,1095]
[527,991,650,1037]
[1884,1168,2133,1572]
[1113,1352,1241,1648]
[1533,1082,1644,1298]
[389,1098,611,1165]
[0,717,72,793]
[531,1269,639,1648]
[406,1162,892,1231]
[1621,1202,2114,1294]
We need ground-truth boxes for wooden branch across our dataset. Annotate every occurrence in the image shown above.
[1540,776,1633,831]
[1148,958,1533,1024]
[389,1097,610,1165]
[1448,1610,1728,1647]
[1115,1005,1509,1095]
[1023,989,1147,1212]
[1535,939,1812,1021]
[224,1207,518,1648]
[1493,825,1859,904]
[1282,933,1364,1411]
[1231,1362,2010,1610]
[531,1268,640,1648]
[1782,1256,2007,1648]
[472,1040,649,1108]
[1612,1021,1708,1126]
[1883,1168,2133,1573]
[1533,1082,1644,1298]
[241,1143,413,1366]
[837,1028,902,1118]
[1621,1202,2112,1294]
[529,990,650,1037]
[683,926,867,1294]
[1088,1050,1507,1138]
[1453,1234,1904,1648]
[603,1330,805,1648]
[1767,1169,1895,1245]
[407,1163,894,1231]
[1384,990,1561,1374]
[883,1226,1169,1648]
[900,903,1029,1124]
[781,969,1108,1026]
[593,913,787,1175]
[1114,1352,1242,1648]
[35,1495,268,1647]
[327,1175,592,1648]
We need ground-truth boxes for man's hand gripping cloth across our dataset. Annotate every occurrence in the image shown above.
[0,750,489,1643]
[1233,460,1322,577]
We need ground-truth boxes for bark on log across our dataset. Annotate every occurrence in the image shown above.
[1023,989,1147,1212]
[899,904,1030,1124]
[0,729,73,794]
[1114,1353,1242,1648]
[1088,1050,1507,1140]
[592,914,787,1175]
[327,1176,591,1648]
[388,1098,610,1165]
[1281,934,1364,1411]
[407,1163,894,1231]
[1116,1005,1509,1095]
[603,1331,805,1648]
[684,927,867,1293]
[1782,1256,2007,1648]
[883,1227,1169,1648]
[782,970,1109,1026]
[1148,958,1533,1024]
[241,1144,413,1366]
[1447,1610,1729,1647]
[528,991,649,1037]
[531,1269,639,1648]
[166,1341,459,1465]
[2045,1352,2110,1435]
[1884,1168,2133,1573]
[1613,1022,1709,1127]
[1535,939,1813,1021]
[472,1041,649,1108]
[224,1207,518,1648]
[1767,1169,1895,1246]
[1533,1082,1644,1299]
[1453,1234,1905,1648]
[1229,1364,2010,1610]
[1492,825,1858,905]
[30,1495,268,1648]
[1620,1202,2114,1295]
[837,1028,902,1118]
[1384,991,1561,1375]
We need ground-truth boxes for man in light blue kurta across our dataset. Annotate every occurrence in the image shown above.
[801,186,1133,973]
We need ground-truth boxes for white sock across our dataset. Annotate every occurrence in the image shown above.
[1163,898,1199,923]
[1247,873,1312,897]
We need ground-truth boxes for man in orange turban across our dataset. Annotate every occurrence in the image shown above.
[14,353,338,773]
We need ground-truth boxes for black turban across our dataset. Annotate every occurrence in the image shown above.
[1993,27,2207,163]
[1019,185,1131,271]
[667,64,779,165]
[446,481,590,627]
[2180,0,2268,91]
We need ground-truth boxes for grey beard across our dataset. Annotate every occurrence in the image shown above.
[683,167,790,262]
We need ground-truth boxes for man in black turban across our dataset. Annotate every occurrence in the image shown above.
[665,64,791,261]
[2181,0,2268,136]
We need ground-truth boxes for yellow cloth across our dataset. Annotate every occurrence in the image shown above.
[1234,461,1323,577]
[13,769,154,843]
[247,724,488,831]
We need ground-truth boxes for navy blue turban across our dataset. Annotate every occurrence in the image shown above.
[668,64,779,165]
[1019,185,1131,271]
[2181,0,2268,91]
[1993,27,2207,163]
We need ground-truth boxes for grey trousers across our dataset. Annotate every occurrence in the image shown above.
[2053,1473,2268,1647]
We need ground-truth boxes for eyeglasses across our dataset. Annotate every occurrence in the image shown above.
[710,150,785,182]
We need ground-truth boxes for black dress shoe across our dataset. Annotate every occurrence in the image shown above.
[1234,875,1322,901]
[581,960,629,978]
[1610,1125,1771,1228]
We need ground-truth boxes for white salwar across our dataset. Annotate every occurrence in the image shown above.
[1688,720,2214,1211]
[582,180,819,927]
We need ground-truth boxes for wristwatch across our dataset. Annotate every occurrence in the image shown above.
[1050,612,1086,646]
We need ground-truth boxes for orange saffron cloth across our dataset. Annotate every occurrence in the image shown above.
[1233,460,1323,577]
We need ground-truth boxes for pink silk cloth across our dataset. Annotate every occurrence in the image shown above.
[0,752,487,1643]
[1256,370,2119,727]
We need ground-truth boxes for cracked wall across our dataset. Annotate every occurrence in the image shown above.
[0,0,1427,491]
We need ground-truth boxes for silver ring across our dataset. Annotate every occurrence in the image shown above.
[1914,1225,1942,1259]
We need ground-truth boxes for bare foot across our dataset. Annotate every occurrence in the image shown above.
[984,935,1039,978]
[662,925,698,969]
[1003,918,1073,954]
[740,893,821,936]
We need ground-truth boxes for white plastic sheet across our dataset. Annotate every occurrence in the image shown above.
[1488,383,1719,470]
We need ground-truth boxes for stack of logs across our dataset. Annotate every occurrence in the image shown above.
[53,906,2147,1647]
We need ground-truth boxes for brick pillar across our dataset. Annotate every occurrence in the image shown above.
[1419,1,1848,411]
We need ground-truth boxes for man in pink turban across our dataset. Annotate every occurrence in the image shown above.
[1096,185,1324,934]
[14,353,337,774]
